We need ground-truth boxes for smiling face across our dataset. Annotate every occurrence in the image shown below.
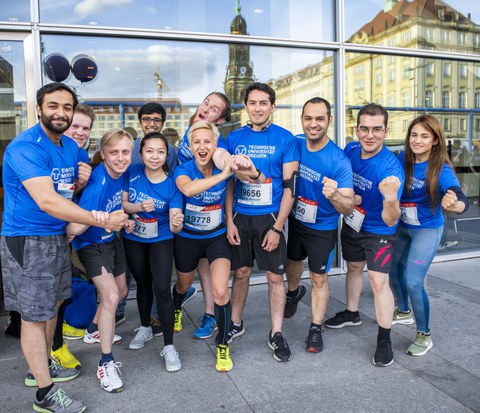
[244,89,275,131]
[65,112,92,148]
[356,114,388,158]
[190,127,217,167]
[141,137,167,172]
[301,102,331,145]
[101,136,132,178]
[409,123,438,163]
[36,90,75,137]
[193,94,227,125]
[140,112,164,135]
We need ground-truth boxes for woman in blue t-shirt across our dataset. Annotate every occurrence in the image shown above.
[121,132,184,372]
[390,115,468,356]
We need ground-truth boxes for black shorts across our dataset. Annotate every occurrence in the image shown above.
[76,236,126,278]
[341,224,396,274]
[287,219,336,274]
[174,233,231,273]
[231,213,286,275]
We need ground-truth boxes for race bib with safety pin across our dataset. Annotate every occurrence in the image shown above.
[344,206,366,232]
[294,196,318,224]
[237,178,273,206]
[133,214,158,238]
[57,183,75,200]
[185,203,222,231]
[400,202,420,226]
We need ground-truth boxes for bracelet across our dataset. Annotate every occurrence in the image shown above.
[249,169,262,180]
[270,226,282,235]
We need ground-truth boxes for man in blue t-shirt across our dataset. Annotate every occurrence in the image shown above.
[284,98,355,353]
[0,83,128,412]
[225,82,299,362]
[65,102,95,164]
[325,103,405,368]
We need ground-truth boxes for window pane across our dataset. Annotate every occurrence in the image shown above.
[39,0,335,42]
[0,1,30,22]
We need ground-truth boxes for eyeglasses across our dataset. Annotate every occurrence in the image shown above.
[141,117,163,125]
[357,126,385,137]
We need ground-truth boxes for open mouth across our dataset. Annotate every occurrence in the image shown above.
[198,151,208,161]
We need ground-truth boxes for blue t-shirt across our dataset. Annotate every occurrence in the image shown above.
[177,128,228,164]
[397,151,460,229]
[292,135,353,230]
[72,163,125,250]
[132,137,178,173]
[122,164,183,243]
[226,124,300,215]
[174,160,229,239]
[2,123,79,236]
[79,147,89,164]
[344,142,405,235]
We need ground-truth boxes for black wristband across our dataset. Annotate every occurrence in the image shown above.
[249,169,262,180]
[270,226,282,235]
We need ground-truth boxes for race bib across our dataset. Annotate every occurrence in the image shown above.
[237,178,273,206]
[344,206,366,232]
[185,203,222,231]
[294,197,318,224]
[133,214,158,238]
[57,182,75,200]
[400,202,420,226]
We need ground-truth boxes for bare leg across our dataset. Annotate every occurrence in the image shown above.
[346,261,366,312]
[285,259,303,292]
[21,320,51,388]
[310,272,329,324]
[368,270,394,328]
[210,258,230,306]
[230,266,252,324]
[266,271,285,333]
[197,258,215,314]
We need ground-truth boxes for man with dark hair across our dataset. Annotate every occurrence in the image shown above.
[225,82,299,362]
[284,97,354,353]
[1,82,127,412]
[325,103,404,367]
[65,103,95,164]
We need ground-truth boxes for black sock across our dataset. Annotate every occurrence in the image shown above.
[52,302,66,351]
[87,322,98,334]
[310,322,322,330]
[347,309,359,317]
[377,326,391,342]
[172,285,186,310]
[287,287,298,298]
[36,383,54,401]
[215,301,232,346]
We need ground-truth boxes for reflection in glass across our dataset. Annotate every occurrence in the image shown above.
[0,1,30,22]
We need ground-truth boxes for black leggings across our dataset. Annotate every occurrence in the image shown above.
[123,237,174,346]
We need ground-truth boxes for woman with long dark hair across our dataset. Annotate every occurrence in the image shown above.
[390,115,468,356]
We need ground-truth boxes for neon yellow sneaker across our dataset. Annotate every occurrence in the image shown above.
[174,310,183,332]
[63,321,85,340]
[50,341,81,370]
[216,344,233,372]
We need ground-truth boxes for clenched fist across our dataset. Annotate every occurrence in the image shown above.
[322,177,338,200]
[379,176,401,201]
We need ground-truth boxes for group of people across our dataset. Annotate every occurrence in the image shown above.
[0,80,468,413]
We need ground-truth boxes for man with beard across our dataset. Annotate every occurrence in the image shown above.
[1,83,128,412]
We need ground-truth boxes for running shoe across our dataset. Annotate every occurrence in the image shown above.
[51,341,81,370]
[97,360,123,393]
[194,314,218,339]
[129,326,153,350]
[226,321,245,344]
[216,344,233,372]
[268,331,291,362]
[33,384,86,413]
[25,360,80,387]
[373,340,394,367]
[305,326,323,353]
[174,310,183,332]
[115,313,126,326]
[182,286,198,307]
[407,332,433,356]
[284,285,306,318]
[62,322,85,340]
[83,330,123,344]
[150,316,163,337]
[392,308,415,325]
[160,345,182,372]
[325,310,362,329]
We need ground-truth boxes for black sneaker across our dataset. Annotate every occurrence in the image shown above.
[226,321,245,344]
[115,313,126,326]
[268,331,291,362]
[373,340,394,367]
[325,310,362,329]
[150,316,163,337]
[284,285,306,318]
[305,327,323,353]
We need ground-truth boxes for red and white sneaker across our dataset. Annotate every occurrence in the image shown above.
[83,330,122,345]
[97,360,123,393]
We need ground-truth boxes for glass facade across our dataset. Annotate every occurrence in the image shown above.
[1,0,480,264]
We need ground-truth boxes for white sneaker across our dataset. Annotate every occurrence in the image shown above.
[83,330,122,345]
[97,360,123,393]
[129,326,153,350]
[160,345,181,372]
